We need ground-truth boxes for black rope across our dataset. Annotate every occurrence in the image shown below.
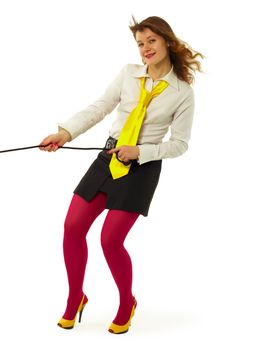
[0,143,136,168]
[0,145,107,153]
[0,144,134,166]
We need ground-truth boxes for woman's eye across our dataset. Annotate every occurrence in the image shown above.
[149,39,155,44]
[138,43,143,48]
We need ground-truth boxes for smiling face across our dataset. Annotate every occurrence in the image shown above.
[135,27,169,67]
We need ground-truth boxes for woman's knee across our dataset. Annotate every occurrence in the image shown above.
[100,210,139,253]
[63,193,105,240]
[101,228,119,254]
[64,213,80,235]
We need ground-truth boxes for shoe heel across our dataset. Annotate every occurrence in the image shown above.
[79,307,84,323]
[58,294,88,329]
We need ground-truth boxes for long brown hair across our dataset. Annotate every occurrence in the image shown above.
[129,16,204,85]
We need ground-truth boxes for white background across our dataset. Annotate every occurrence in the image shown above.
[0,0,263,349]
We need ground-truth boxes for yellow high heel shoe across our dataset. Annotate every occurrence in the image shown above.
[57,295,88,329]
[108,298,137,334]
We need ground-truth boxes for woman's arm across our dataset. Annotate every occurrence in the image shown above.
[137,89,195,164]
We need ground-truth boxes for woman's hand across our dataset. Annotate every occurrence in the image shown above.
[39,129,71,152]
[107,145,140,163]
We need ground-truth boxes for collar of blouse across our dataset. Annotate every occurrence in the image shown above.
[129,64,179,91]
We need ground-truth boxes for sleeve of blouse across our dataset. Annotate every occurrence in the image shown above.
[137,88,195,165]
[58,66,126,140]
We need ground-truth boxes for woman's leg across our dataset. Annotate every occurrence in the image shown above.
[101,209,139,325]
[62,192,106,320]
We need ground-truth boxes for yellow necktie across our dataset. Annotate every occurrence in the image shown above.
[109,77,169,179]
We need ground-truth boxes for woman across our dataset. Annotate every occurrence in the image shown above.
[40,16,203,334]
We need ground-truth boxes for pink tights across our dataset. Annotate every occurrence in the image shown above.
[62,192,139,325]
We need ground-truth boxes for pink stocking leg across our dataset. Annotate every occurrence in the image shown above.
[62,192,106,319]
[101,209,139,325]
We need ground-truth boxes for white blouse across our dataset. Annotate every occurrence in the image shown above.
[58,64,195,165]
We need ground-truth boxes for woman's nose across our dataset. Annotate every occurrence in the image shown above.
[144,43,151,52]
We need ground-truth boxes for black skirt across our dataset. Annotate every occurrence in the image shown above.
[74,137,162,216]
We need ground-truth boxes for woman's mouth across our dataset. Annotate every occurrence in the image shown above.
[144,53,155,59]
